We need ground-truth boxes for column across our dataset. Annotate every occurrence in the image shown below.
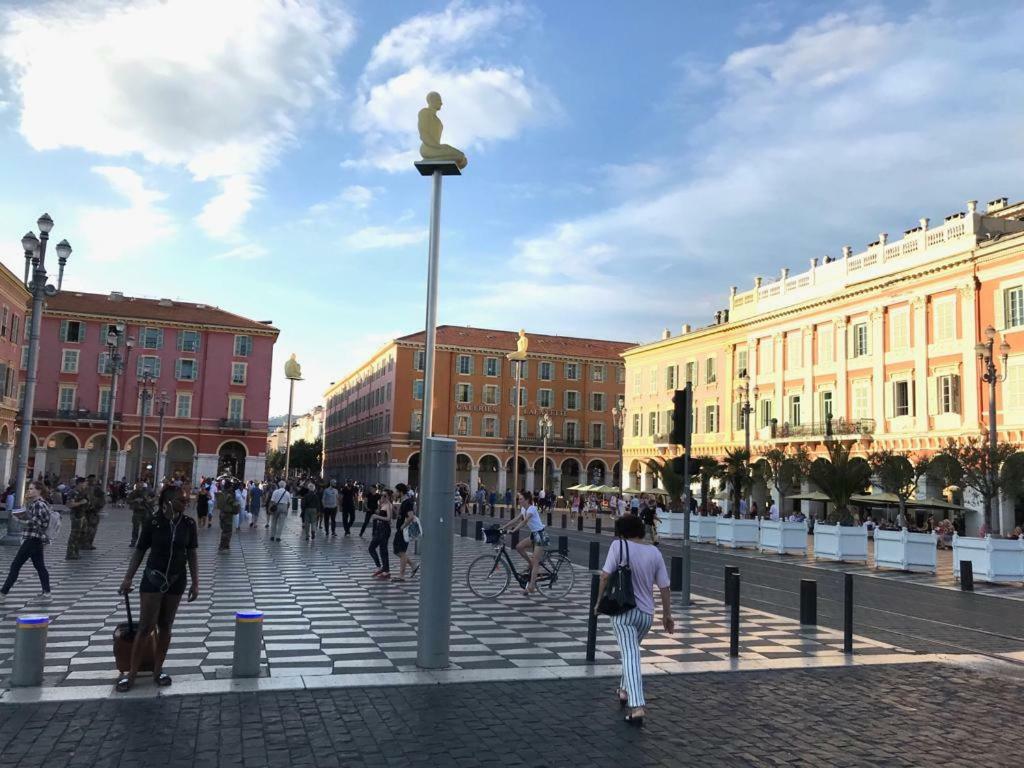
[497,465,507,495]
[870,309,885,433]
[32,447,47,480]
[156,451,168,481]
[803,325,814,424]
[469,463,479,491]
[959,282,980,430]
[835,317,849,420]
[524,467,535,493]
[724,343,735,444]
[639,464,651,492]
[74,448,89,478]
[195,453,219,480]
[912,296,929,433]
[0,443,12,483]
[244,454,266,481]
[114,450,128,481]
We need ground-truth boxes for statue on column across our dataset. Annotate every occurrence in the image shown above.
[507,329,528,360]
[284,353,302,380]
[418,92,468,169]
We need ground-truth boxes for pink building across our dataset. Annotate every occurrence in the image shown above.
[24,289,278,484]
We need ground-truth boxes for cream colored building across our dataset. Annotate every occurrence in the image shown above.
[267,405,323,452]
[623,196,1024,535]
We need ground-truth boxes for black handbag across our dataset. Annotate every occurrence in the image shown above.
[597,539,636,616]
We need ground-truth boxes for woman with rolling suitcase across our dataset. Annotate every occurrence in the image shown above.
[116,484,198,692]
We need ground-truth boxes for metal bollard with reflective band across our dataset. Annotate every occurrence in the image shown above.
[11,615,49,687]
[232,610,264,678]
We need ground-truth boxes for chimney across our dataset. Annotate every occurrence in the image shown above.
[681,324,691,334]
[781,267,790,281]
[987,197,1008,212]
[721,309,729,323]
[754,276,763,289]
[879,232,888,246]
[714,311,722,324]
[809,257,819,268]
[842,246,852,259]
[919,217,929,231]
[661,328,671,340]
[730,286,737,297]
[966,200,978,214]
[109,291,124,301]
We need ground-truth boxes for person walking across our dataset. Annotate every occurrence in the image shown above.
[359,485,381,537]
[65,477,90,560]
[116,484,198,692]
[0,480,53,603]
[321,480,339,537]
[341,481,356,535]
[196,484,210,529]
[592,515,674,727]
[248,481,263,528]
[368,490,393,579]
[127,480,156,546]
[267,481,291,541]
[80,474,106,550]
[216,481,240,551]
[301,481,321,541]
[392,484,419,580]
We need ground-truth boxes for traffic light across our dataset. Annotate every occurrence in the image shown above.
[670,386,692,445]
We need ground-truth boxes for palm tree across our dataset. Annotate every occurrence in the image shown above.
[720,448,751,517]
[692,456,720,513]
[759,445,810,519]
[646,459,685,514]
[808,440,872,524]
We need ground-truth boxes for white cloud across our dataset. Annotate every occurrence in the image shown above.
[214,243,268,261]
[342,226,427,251]
[196,176,262,240]
[339,185,376,210]
[76,166,175,263]
[0,0,354,236]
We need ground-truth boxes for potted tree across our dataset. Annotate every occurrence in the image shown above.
[868,451,937,573]
[646,458,687,539]
[716,448,759,549]
[758,445,811,555]
[810,440,871,562]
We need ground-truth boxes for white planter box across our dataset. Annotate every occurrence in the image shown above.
[692,516,718,543]
[873,528,937,573]
[953,534,1024,583]
[656,512,687,539]
[813,523,868,562]
[716,517,760,549]
[759,520,808,555]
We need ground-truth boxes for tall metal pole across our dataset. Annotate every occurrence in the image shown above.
[681,381,693,606]
[101,333,130,492]
[512,360,522,497]
[542,421,548,495]
[744,389,752,515]
[155,395,167,485]
[284,377,295,480]
[420,169,443,444]
[136,377,151,482]
[14,269,45,506]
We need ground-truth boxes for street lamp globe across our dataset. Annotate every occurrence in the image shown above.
[21,232,39,253]
[36,213,54,234]
[974,342,988,358]
[999,340,1011,358]
[55,239,72,259]
[107,330,118,346]
[984,325,996,341]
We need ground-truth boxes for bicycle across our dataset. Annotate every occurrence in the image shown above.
[466,525,575,600]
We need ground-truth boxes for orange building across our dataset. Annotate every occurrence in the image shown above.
[323,326,632,494]
[623,196,1024,535]
[0,262,30,482]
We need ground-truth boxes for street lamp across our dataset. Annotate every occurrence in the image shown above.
[101,326,133,493]
[136,372,155,482]
[153,390,170,486]
[736,374,757,514]
[975,324,1010,531]
[611,396,626,490]
[540,412,552,495]
[12,214,72,507]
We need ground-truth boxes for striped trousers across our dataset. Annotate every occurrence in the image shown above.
[611,608,654,707]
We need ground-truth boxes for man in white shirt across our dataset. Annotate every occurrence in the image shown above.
[617,496,627,517]
[267,481,291,541]
[769,501,779,521]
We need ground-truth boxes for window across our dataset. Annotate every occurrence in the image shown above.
[61,349,79,373]
[937,374,960,414]
[789,395,802,426]
[231,362,247,385]
[564,362,579,380]
[590,423,605,448]
[852,381,870,419]
[1,307,7,337]
[632,413,641,437]
[894,380,912,417]
[565,390,579,410]
[59,320,84,342]
[648,411,657,436]
[933,300,956,342]
[175,359,198,381]
[177,330,201,352]
[457,355,473,375]
[539,361,553,380]
[413,379,424,400]
[736,350,748,378]
[478,356,497,377]
[21,345,27,370]
[411,411,423,432]
[705,356,717,384]
[98,352,112,374]
[821,391,834,421]
[508,417,528,438]
[58,385,75,412]
[140,327,163,349]
[648,367,658,394]
[685,361,696,384]
[510,360,528,378]
[414,350,426,371]
[704,404,719,433]
[617,367,625,384]
[592,365,606,382]
[455,383,472,403]
[228,395,244,421]
[233,335,252,356]
[591,392,605,411]
[1006,363,1024,410]
[137,355,161,379]
[455,414,471,436]
[632,372,642,395]
[786,332,802,369]
[538,388,553,408]
[733,402,745,431]
[759,399,773,429]
[817,326,833,364]
[11,315,19,344]
[890,309,910,351]
[1006,286,1024,329]
[852,322,869,357]
[176,392,192,418]
[99,387,111,416]
[483,416,498,437]
[759,338,774,373]
[482,384,499,405]
[0,364,12,399]
[665,365,678,390]
[509,386,526,406]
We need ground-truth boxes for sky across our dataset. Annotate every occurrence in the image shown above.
[1,0,1023,417]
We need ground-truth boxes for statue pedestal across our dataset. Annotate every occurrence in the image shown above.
[415,160,462,177]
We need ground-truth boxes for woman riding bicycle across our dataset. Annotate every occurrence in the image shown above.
[500,491,547,594]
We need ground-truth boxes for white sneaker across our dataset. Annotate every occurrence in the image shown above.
[38,592,51,601]
[0,593,6,604]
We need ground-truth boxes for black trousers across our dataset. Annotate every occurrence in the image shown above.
[359,509,375,536]
[342,507,355,533]
[323,508,337,535]
[2,538,50,594]
[368,525,391,572]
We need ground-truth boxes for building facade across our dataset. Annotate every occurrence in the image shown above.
[0,263,30,482]
[623,196,1024,534]
[23,290,278,484]
[267,405,323,452]
[323,326,632,494]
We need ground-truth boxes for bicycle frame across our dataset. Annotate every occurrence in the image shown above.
[488,541,562,587]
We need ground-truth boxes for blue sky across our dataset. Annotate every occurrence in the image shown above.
[1,0,1023,416]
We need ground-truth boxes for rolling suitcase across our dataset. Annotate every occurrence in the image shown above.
[113,594,154,674]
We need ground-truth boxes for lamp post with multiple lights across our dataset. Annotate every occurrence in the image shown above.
[975,324,1011,532]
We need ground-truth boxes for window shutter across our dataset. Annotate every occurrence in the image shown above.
[884,381,893,419]
[59,319,67,341]
[994,288,1005,331]
[927,375,938,416]
[136,356,144,378]
[175,359,182,380]
[157,329,164,349]
[847,325,853,358]
[952,374,961,414]
[909,379,916,417]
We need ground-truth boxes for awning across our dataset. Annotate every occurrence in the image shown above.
[787,491,831,502]
[851,492,903,506]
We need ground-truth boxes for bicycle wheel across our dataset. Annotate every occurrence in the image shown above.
[466,553,512,599]
[536,553,574,600]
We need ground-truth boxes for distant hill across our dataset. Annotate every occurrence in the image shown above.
[267,415,288,430]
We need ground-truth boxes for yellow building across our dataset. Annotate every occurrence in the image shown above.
[623,196,1024,534]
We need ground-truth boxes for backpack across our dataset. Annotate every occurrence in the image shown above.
[322,487,338,508]
[90,485,106,511]
[47,509,61,540]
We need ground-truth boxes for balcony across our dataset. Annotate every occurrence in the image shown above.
[219,418,252,430]
[772,418,875,441]
[33,409,122,422]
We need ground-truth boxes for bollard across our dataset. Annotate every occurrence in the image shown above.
[558,535,568,555]
[586,574,600,662]
[724,565,739,606]
[561,514,567,529]
[595,516,602,535]
[577,515,584,532]
[959,560,974,592]
[232,610,264,678]
[589,540,600,570]
[460,518,468,538]
[475,521,483,540]
[729,573,740,657]
[490,505,495,518]
[511,530,520,548]
[844,573,854,654]
[546,512,553,527]
[799,579,817,625]
[10,615,49,687]
[670,556,683,591]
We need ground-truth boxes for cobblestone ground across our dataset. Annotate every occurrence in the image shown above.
[0,662,1021,767]
[0,508,908,688]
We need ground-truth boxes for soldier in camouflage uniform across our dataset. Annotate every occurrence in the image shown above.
[217,481,240,551]
[82,474,106,550]
[126,480,155,547]
[65,477,91,560]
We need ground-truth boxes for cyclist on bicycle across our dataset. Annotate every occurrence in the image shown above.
[500,491,548,594]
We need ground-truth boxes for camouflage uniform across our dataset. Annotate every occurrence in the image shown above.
[65,488,91,560]
[217,488,240,550]
[127,486,155,546]
[82,481,106,549]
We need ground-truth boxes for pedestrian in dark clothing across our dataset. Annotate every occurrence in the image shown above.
[0,481,53,603]
[359,486,381,537]
[368,490,393,579]
[341,482,356,535]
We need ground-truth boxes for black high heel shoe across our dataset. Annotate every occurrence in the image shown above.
[624,707,645,727]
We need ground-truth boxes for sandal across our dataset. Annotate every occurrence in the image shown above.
[116,675,133,693]
[625,707,645,727]
[155,673,173,687]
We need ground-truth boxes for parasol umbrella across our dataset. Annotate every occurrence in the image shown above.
[787,491,831,502]
[850,492,903,506]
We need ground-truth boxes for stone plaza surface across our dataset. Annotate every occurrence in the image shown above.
[0,507,912,691]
